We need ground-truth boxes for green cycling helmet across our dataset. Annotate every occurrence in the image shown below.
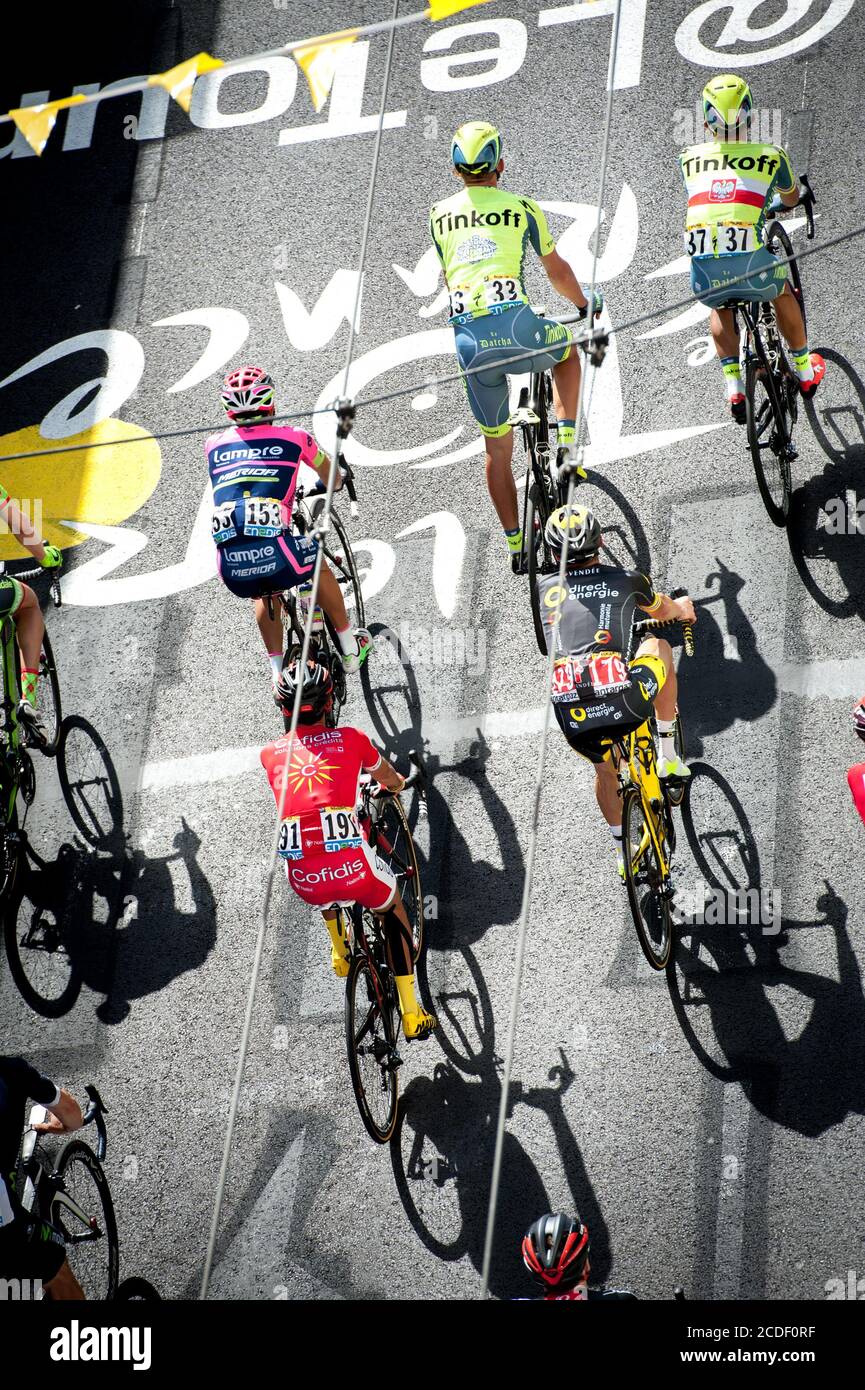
[702,74,753,137]
[451,121,501,175]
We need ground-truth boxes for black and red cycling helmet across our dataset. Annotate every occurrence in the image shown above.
[522,1212,590,1291]
[275,654,333,723]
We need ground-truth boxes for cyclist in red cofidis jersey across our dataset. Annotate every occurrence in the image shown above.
[260,655,437,1042]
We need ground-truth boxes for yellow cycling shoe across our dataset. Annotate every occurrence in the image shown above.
[331,944,350,978]
[402,1009,438,1041]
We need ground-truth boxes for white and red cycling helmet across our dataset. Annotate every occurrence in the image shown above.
[220,365,276,423]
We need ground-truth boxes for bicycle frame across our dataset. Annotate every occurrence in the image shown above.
[613,722,672,881]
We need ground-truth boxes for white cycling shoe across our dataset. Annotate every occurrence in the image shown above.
[342,629,372,674]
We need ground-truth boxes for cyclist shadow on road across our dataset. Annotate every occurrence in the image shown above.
[678,559,777,758]
[392,942,610,1300]
[668,880,865,1136]
[6,818,216,1024]
[788,349,865,620]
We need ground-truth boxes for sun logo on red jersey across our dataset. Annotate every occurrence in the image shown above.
[285,745,339,793]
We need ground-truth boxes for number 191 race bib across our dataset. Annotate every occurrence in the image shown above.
[320,808,362,853]
[278,816,302,860]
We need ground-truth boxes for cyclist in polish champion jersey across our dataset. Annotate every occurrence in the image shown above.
[0,485,62,748]
[0,1055,85,1299]
[429,122,603,572]
[260,655,437,1042]
[679,74,825,424]
[536,505,695,879]
[205,366,371,692]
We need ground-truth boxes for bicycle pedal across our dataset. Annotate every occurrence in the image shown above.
[386,1050,403,1071]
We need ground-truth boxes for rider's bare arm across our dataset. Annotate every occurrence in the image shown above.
[641,593,697,625]
[32,1088,84,1135]
[372,755,406,794]
[310,450,344,492]
[540,248,588,311]
[779,182,800,208]
[0,495,48,563]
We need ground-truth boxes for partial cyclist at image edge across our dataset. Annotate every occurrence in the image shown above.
[679,73,825,423]
[848,699,865,828]
[537,505,695,880]
[0,484,62,748]
[205,366,371,693]
[0,1055,85,1300]
[519,1212,637,1301]
[260,654,437,1041]
[429,121,603,571]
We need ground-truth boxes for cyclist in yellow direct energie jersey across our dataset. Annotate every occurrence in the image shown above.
[680,74,825,423]
[429,122,603,571]
[0,485,62,747]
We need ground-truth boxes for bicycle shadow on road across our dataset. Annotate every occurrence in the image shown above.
[677,560,777,757]
[5,718,217,1022]
[392,941,610,1300]
[787,349,865,620]
[360,624,525,946]
[667,880,865,1136]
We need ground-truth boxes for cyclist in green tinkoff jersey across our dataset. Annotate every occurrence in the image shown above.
[429,122,603,572]
[679,74,825,424]
[0,484,62,748]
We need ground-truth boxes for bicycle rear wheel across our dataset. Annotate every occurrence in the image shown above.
[345,935,400,1144]
[527,482,554,655]
[745,355,792,526]
[371,794,423,961]
[622,786,673,971]
[52,1140,119,1300]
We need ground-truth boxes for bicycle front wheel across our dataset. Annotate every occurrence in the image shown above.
[373,795,423,960]
[745,356,792,526]
[325,505,365,628]
[33,631,62,756]
[345,945,400,1144]
[766,220,806,337]
[622,786,673,971]
[53,1140,119,1300]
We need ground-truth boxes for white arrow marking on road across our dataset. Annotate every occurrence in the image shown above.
[391,246,441,299]
[395,511,465,620]
[153,308,251,393]
[637,301,711,340]
[542,183,639,284]
[206,1128,342,1300]
[60,483,216,606]
[275,269,363,352]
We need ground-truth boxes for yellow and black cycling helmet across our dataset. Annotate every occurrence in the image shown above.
[702,74,753,138]
[545,504,602,563]
[451,121,501,176]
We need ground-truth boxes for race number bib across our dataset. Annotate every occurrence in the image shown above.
[243,498,283,537]
[448,286,470,317]
[685,223,759,257]
[552,654,629,701]
[278,816,303,860]
[483,276,522,308]
[320,807,362,854]
[211,501,237,543]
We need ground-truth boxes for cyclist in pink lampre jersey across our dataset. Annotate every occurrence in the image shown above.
[205,365,371,692]
[260,655,437,1041]
[848,700,865,829]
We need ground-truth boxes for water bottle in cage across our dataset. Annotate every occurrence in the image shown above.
[297,584,324,633]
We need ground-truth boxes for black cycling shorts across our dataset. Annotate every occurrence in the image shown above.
[553,655,664,764]
[0,1212,66,1283]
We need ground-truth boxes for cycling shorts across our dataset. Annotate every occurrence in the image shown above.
[848,761,865,829]
[690,246,787,308]
[286,837,397,912]
[0,576,24,619]
[0,1210,66,1283]
[217,531,317,600]
[553,654,666,764]
[452,303,572,438]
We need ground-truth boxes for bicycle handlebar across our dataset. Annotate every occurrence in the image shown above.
[632,586,695,657]
[768,172,816,240]
[82,1083,108,1162]
[0,562,62,607]
[296,460,359,520]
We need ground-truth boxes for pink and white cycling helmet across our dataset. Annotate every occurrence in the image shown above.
[220,365,276,423]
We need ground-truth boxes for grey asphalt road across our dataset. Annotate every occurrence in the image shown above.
[2,0,865,1303]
